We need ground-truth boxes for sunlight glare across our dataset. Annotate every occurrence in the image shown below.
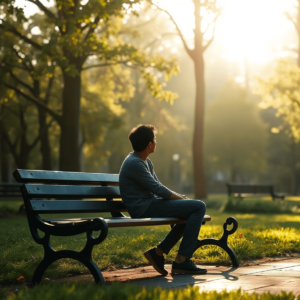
[158,0,296,64]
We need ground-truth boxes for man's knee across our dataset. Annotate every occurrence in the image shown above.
[194,200,206,214]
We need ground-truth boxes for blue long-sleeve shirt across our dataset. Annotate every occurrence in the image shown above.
[119,152,173,217]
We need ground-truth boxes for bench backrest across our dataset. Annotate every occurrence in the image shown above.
[13,169,127,215]
[227,183,273,195]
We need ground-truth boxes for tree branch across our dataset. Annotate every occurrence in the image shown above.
[26,0,57,19]
[285,11,299,34]
[0,23,43,50]
[28,118,56,151]
[0,62,28,71]
[0,122,18,163]
[44,73,55,104]
[11,47,34,72]
[145,32,177,49]
[202,12,220,38]
[82,61,127,70]
[8,71,35,94]
[83,15,101,41]
[203,21,218,52]
[2,82,62,125]
[119,13,160,34]
[147,1,192,57]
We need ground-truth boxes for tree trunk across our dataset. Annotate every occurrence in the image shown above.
[290,140,298,195]
[297,0,300,67]
[18,130,30,169]
[192,53,207,199]
[59,70,81,171]
[38,107,52,170]
[33,80,52,170]
[0,135,10,182]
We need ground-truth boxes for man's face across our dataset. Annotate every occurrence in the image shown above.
[149,136,156,153]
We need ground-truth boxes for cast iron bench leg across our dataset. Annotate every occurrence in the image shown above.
[193,217,239,267]
[32,220,108,285]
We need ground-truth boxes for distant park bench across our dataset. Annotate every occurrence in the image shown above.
[14,169,240,285]
[226,183,285,201]
[0,182,25,213]
[0,182,22,198]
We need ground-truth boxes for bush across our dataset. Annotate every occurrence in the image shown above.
[223,196,294,214]
[4,282,300,300]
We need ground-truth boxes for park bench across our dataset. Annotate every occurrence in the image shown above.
[14,169,239,285]
[226,183,285,201]
[0,182,22,198]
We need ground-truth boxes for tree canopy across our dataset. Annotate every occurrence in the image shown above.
[256,59,300,143]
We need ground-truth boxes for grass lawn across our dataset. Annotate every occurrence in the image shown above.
[1,197,300,282]
[1,282,299,300]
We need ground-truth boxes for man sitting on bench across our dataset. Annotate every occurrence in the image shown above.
[119,124,207,275]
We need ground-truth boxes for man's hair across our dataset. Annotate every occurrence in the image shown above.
[129,124,157,152]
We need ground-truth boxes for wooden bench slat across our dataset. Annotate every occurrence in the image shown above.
[44,215,212,228]
[30,200,127,213]
[14,170,119,186]
[23,185,121,198]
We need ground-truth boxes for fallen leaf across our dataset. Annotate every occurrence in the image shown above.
[28,245,34,249]
[16,276,25,282]
[244,263,250,266]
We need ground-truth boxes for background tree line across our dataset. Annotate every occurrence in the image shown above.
[0,0,300,195]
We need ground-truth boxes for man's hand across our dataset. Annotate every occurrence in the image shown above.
[169,192,189,200]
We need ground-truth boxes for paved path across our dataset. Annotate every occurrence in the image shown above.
[47,258,300,295]
[131,260,300,295]
[2,258,300,295]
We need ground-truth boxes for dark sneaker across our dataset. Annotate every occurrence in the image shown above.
[144,248,168,276]
[172,259,207,275]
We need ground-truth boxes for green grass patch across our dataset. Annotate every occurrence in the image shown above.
[1,209,300,281]
[2,282,299,300]
[223,197,294,214]
[206,194,300,214]
[0,200,23,217]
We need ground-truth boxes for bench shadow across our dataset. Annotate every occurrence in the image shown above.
[132,266,239,288]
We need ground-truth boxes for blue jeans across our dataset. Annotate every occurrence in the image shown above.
[140,199,206,258]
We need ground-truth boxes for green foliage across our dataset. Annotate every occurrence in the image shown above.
[0,0,179,104]
[4,282,300,300]
[204,81,268,181]
[256,59,300,142]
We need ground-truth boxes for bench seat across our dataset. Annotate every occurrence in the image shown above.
[44,215,212,228]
